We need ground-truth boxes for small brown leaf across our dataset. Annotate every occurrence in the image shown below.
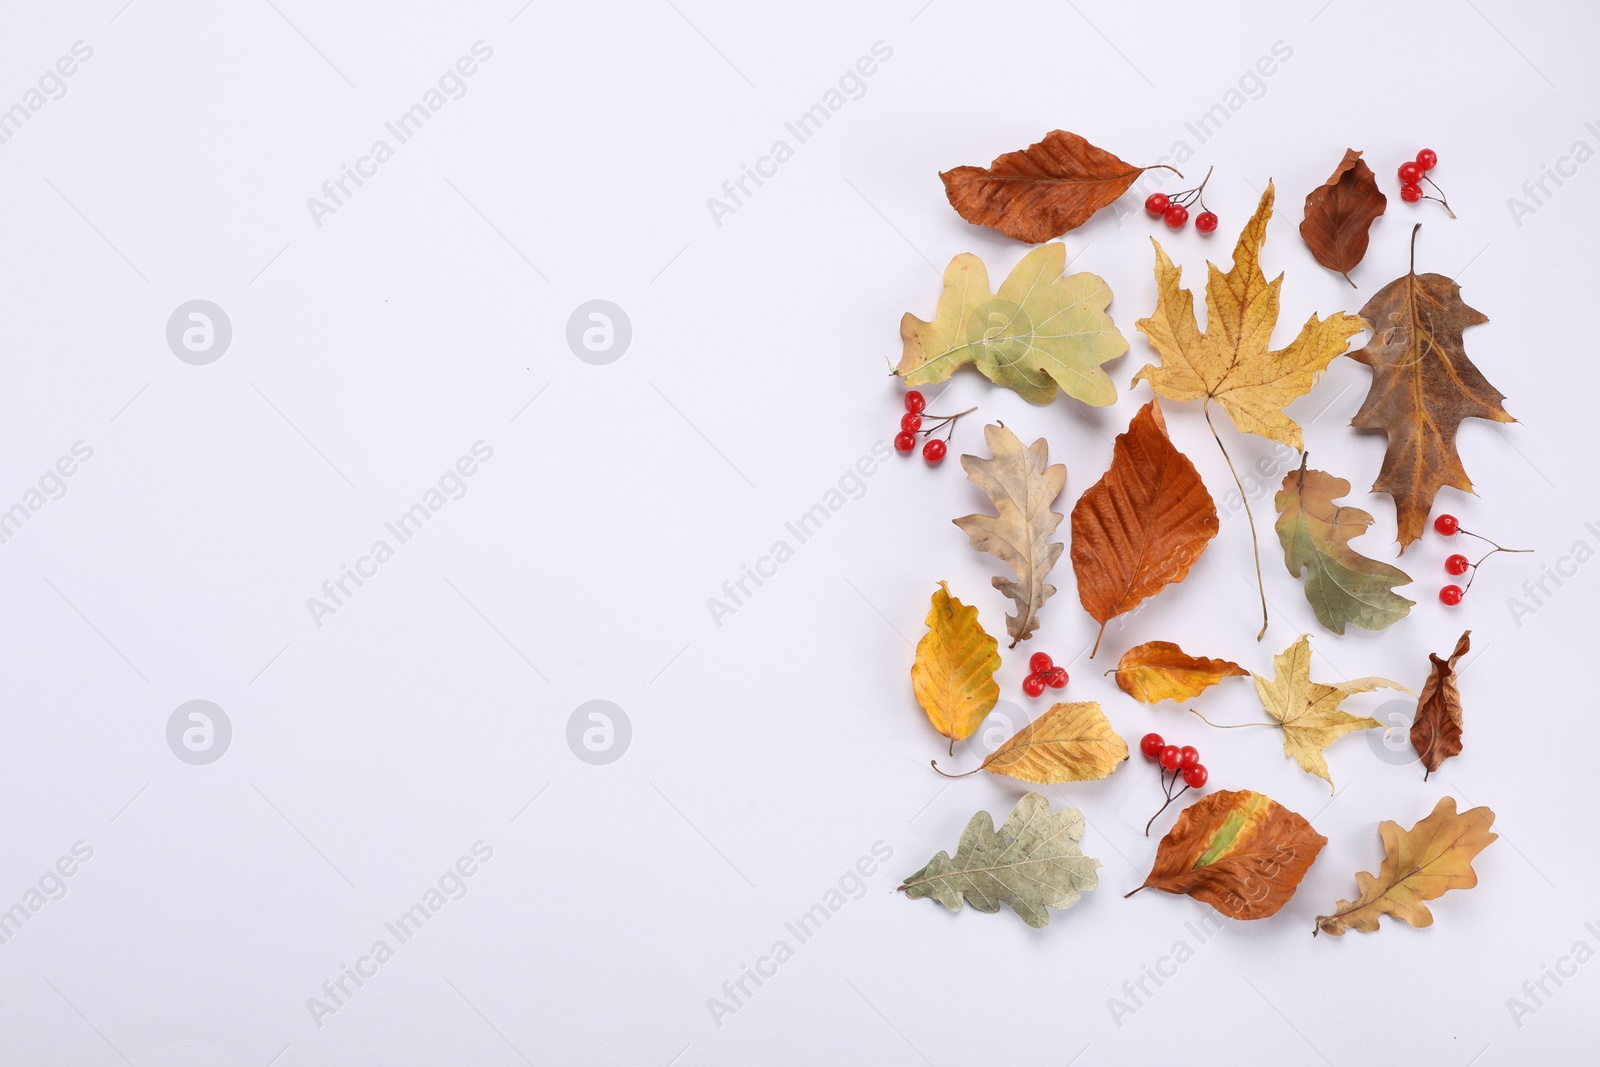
[1133,789,1327,920]
[1071,399,1218,657]
[941,130,1168,243]
[1299,149,1387,286]
[1411,630,1470,778]
[1112,641,1248,704]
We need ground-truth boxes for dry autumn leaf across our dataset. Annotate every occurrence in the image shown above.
[1299,148,1387,286]
[911,581,1001,755]
[1274,456,1415,634]
[1348,226,1514,549]
[1071,399,1218,657]
[940,130,1177,243]
[900,792,1101,928]
[1112,641,1247,704]
[933,701,1127,784]
[1134,183,1369,637]
[1129,789,1327,920]
[896,243,1127,406]
[954,424,1066,647]
[1315,796,1496,936]
[1411,631,1470,779]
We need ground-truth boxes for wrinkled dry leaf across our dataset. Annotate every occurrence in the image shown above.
[1134,789,1327,920]
[1316,796,1496,936]
[896,243,1126,406]
[1113,641,1248,704]
[940,130,1163,243]
[1253,634,1408,791]
[1071,400,1217,656]
[969,701,1127,784]
[900,792,1101,927]
[1274,458,1414,634]
[1134,182,1369,450]
[1299,148,1387,285]
[911,581,1001,755]
[1411,631,1470,778]
[954,424,1066,646]
[1349,227,1514,548]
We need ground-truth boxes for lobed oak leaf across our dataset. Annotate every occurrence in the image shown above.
[1274,456,1414,634]
[897,243,1126,406]
[899,792,1101,927]
[954,424,1066,647]
[1071,399,1217,657]
[1315,796,1496,936]
[1131,789,1326,920]
[1348,226,1514,549]
[910,581,1001,755]
[935,701,1127,784]
[1112,641,1247,704]
[940,130,1171,243]
[1410,631,1470,779]
[1299,148,1387,286]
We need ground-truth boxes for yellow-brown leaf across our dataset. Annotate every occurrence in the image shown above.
[977,701,1127,784]
[1113,641,1248,704]
[911,582,1000,753]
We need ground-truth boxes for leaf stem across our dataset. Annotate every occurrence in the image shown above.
[1188,708,1275,729]
[930,759,980,779]
[1204,400,1268,640]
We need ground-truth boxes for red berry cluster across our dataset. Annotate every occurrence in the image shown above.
[893,391,974,465]
[1021,651,1068,698]
[1144,165,1218,233]
[1398,149,1455,218]
[1139,732,1208,835]
[1432,513,1531,605]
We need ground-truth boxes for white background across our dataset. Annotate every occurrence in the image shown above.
[0,0,1595,1064]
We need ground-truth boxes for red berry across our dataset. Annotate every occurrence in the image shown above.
[1046,667,1068,689]
[1178,745,1199,769]
[1158,745,1182,770]
[1022,674,1046,698]
[1163,204,1189,229]
[1140,732,1164,759]
[922,439,946,463]
[1145,192,1170,216]
[1445,553,1470,576]
[904,391,926,414]
[1434,513,1459,536]
[901,412,922,433]
[1182,764,1208,789]
[1400,182,1423,204]
[1194,211,1218,234]
[894,431,915,453]
[1440,585,1464,606]
[1416,149,1438,171]
[1029,652,1054,674]
[1399,161,1424,184]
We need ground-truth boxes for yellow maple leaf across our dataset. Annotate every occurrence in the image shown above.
[1316,796,1496,936]
[911,582,1001,755]
[1132,182,1368,450]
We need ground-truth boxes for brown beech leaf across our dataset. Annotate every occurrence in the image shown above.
[1111,641,1248,704]
[934,701,1128,784]
[1411,630,1470,779]
[1130,789,1327,920]
[1349,226,1514,549]
[1315,796,1496,936]
[1071,399,1218,657]
[940,130,1174,243]
[954,424,1066,647]
[1299,148,1387,286]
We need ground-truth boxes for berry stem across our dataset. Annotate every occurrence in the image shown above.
[1145,782,1191,836]
[1456,529,1533,595]
[929,759,980,779]
[1422,177,1456,219]
[1204,400,1268,641]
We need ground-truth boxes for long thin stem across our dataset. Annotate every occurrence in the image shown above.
[1456,527,1533,595]
[1144,781,1191,835]
[1189,708,1275,729]
[1204,400,1268,640]
[930,759,980,779]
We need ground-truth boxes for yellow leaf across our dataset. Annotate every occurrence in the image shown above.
[942,701,1127,785]
[1112,641,1248,704]
[911,581,1000,754]
[1132,183,1368,450]
[1316,797,1496,936]
[1251,634,1408,791]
